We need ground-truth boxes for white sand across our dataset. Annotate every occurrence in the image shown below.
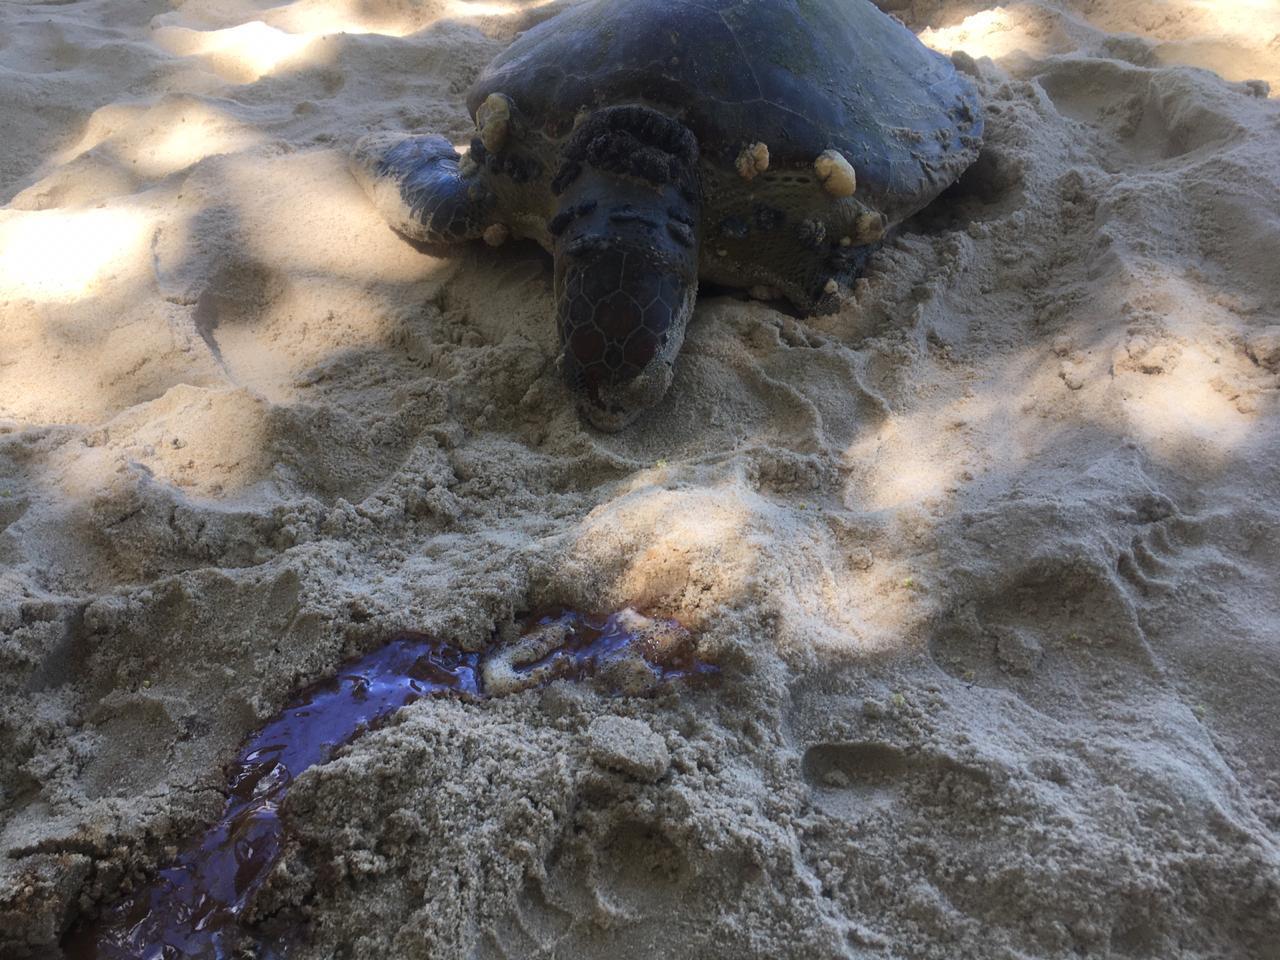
[2,0,1279,956]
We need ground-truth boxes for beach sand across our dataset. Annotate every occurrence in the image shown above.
[2,0,1279,956]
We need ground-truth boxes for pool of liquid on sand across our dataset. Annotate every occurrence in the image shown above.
[66,608,715,959]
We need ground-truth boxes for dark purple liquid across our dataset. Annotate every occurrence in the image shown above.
[66,610,712,959]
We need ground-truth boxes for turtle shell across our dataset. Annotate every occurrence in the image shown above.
[467,0,983,222]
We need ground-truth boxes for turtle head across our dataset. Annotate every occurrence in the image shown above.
[549,106,701,432]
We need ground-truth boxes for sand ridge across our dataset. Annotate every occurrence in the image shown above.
[1,0,1279,956]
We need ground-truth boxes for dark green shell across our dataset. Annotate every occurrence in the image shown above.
[467,0,983,221]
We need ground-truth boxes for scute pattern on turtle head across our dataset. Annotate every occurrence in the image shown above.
[559,245,687,395]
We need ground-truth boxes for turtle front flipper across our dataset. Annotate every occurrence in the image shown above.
[350,133,495,245]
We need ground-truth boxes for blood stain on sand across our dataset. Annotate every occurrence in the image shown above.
[65,608,716,960]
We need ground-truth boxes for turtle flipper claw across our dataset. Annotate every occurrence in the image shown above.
[350,133,494,245]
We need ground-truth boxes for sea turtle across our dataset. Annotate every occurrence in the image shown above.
[351,0,983,431]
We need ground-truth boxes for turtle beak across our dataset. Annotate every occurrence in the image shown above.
[560,348,679,432]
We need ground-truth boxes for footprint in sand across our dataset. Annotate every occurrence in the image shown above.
[803,741,911,814]
[1034,58,1246,169]
[801,741,993,819]
[1115,511,1210,598]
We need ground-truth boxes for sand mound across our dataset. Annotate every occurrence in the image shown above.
[2,0,1279,957]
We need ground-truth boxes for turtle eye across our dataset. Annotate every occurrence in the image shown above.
[547,200,598,237]
[666,220,694,248]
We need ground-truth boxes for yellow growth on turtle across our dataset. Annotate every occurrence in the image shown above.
[735,141,770,180]
[814,149,856,197]
[856,210,885,242]
[477,93,512,153]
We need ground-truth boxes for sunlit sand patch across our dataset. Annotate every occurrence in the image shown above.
[0,202,175,420]
[843,400,986,512]
[860,448,958,511]
[920,2,1279,93]
[919,6,1074,61]
[267,0,553,35]
[91,385,274,499]
[1073,0,1280,92]
[1117,346,1254,457]
[0,207,151,303]
[148,0,558,85]
[9,152,142,211]
[564,475,925,655]
[0,303,218,427]
[39,388,262,503]
[1093,265,1261,460]
[842,340,1252,515]
[568,484,752,623]
[1153,38,1278,92]
[56,96,264,181]
[153,20,317,83]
